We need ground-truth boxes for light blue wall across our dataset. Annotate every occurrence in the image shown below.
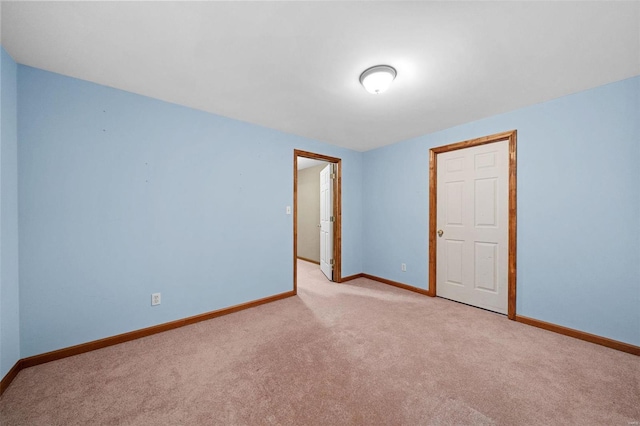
[363,76,640,346]
[17,66,362,357]
[0,46,20,377]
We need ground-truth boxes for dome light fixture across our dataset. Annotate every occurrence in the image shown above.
[359,65,397,94]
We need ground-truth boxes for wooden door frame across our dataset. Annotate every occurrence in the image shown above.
[293,150,342,292]
[428,130,517,319]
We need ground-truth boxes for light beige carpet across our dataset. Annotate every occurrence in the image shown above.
[1,260,639,425]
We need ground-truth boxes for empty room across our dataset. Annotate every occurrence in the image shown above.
[0,1,639,425]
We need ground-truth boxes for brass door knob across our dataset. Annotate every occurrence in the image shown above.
[437,229,444,237]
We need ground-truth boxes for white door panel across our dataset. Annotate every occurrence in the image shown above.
[320,164,333,280]
[436,140,508,314]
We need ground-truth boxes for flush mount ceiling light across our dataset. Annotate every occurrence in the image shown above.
[359,65,397,94]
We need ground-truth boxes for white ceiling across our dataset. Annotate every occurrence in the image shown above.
[2,1,639,152]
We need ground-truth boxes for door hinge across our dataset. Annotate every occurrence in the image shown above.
[330,259,334,265]
[330,173,336,180]
[330,216,335,222]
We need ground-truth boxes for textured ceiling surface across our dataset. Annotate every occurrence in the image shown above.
[3,1,639,151]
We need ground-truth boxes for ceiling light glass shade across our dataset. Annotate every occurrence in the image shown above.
[359,65,397,94]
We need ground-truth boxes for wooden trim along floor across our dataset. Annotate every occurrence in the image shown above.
[361,274,431,296]
[339,272,430,295]
[0,360,22,395]
[0,290,295,396]
[338,273,364,283]
[515,315,640,356]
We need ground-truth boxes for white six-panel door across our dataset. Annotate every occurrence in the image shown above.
[436,140,509,314]
[319,164,333,280]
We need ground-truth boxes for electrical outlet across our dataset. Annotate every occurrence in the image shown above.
[151,293,161,306]
[401,263,407,272]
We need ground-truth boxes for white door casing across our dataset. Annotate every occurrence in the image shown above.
[320,164,333,280]
[436,140,509,314]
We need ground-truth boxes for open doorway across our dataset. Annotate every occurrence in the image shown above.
[296,158,329,266]
[293,150,342,293]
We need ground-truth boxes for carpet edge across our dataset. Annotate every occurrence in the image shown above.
[0,290,296,395]
[358,273,639,356]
